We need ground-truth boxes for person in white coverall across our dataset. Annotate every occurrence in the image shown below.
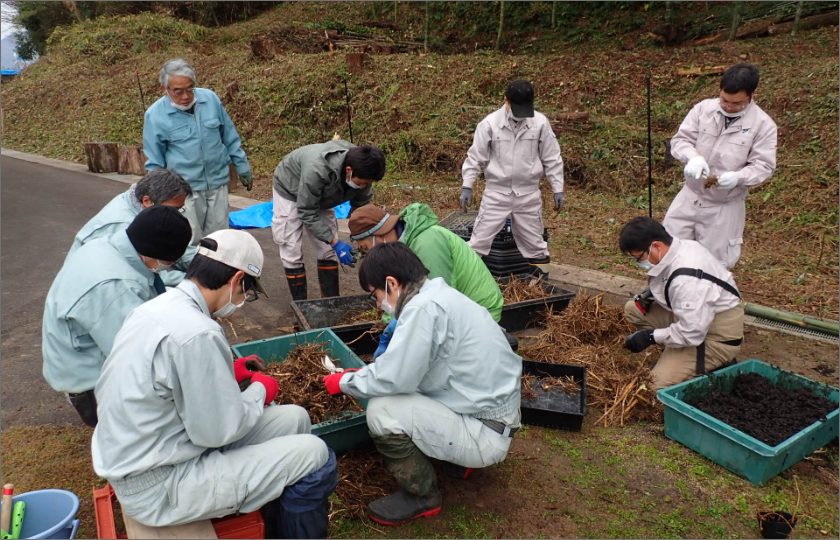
[460,80,564,275]
[322,242,521,526]
[92,230,338,538]
[620,217,744,391]
[664,63,777,269]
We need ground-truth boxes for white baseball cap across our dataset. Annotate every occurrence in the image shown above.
[197,229,268,297]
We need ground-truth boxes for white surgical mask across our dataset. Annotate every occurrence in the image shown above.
[169,95,196,111]
[637,245,658,271]
[718,99,748,118]
[346,174,363,190]
[380,280,399,317]
[213,280,246,318]
[143,256,174,274]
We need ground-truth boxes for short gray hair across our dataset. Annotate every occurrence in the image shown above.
[159,58,196,89]
[135,169,193,204]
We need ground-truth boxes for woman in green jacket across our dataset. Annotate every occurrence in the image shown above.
[349,203,516,352]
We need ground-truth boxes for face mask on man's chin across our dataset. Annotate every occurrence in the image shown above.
[169,94,196,111]
[718,99,750,118]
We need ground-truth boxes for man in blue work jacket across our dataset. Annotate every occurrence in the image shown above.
[143,58,252,244]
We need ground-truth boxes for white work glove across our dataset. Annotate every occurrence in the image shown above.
[684,155,710,181]
[717,171,739,190]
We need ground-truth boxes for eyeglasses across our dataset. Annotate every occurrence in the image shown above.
[177,206,186,214]
[169,87,195,97]
[631,245,652,263]
[244,287,259,303]
[366,291,377,303]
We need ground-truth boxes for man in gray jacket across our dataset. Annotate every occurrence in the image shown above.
[93,229,338,537]
[323,242,521,525]
[272,140,386,300]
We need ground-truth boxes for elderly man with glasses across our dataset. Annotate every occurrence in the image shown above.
[143,58,253,245]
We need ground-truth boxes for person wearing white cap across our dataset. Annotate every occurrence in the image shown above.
[92,229,338,537]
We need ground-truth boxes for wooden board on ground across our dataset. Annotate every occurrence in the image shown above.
[122,508,217,539]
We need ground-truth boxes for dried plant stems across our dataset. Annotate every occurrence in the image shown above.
[341,307,385,325]
[501,275,550,303]
[331,449,399,520]
[262,342,363,425]
[704,174,719,189]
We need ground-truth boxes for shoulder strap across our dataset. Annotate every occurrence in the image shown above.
[664,268,741,310]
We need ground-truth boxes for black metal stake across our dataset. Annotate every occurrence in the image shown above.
[646,72,652,218]
[344,79,354,143]
[135,69,147,114]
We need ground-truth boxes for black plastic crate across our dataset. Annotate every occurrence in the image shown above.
[498,276,576,332]
[291,295,382,355]
[521,360,587,431]
[440,210,548,251]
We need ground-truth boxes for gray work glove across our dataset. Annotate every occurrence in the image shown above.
[459,187,473,211]
[553,192,565,211]
[239,171,253,191]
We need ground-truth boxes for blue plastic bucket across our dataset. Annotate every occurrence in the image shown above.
[0,489,80,539]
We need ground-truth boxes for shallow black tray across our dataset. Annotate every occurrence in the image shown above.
[521,360,587,431]
[499,276,576,332]
[291,295,381,355]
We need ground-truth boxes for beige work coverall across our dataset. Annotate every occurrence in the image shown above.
[624,237,744,390]
[664,98,777,269]
[462,106,564,259]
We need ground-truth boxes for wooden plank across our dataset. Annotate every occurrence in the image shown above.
[122,507,217,539]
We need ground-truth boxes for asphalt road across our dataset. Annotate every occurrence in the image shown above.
[0,156,362,428]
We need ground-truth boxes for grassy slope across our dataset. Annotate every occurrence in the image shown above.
[1,3,837,319]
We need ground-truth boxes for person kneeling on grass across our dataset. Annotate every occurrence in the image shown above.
[619,217,744,391]
[92,229,337,539]
[322,242,522,525]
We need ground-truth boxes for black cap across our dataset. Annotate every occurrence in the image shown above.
[126,205,192,262]
[505,80,535,118]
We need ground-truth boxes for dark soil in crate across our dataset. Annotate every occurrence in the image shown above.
[686,372,837,447]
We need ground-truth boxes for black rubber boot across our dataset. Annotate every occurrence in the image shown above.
[499,325,519,352]
[316,259,340,298]
[285,266,307,302]
[369,434,441,525]
[368,487,442,526]
[527,256,550,278]
[441,461,474,480]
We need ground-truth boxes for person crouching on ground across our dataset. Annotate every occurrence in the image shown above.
[322,242,521,525]
[92,229,338,538]
[620,217,744,391]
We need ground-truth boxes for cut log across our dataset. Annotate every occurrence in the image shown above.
[691,33,725,45]
[735,20,773,39]
[250,38,281,60]
[345,52,367,74]
[118,146,147,176]
[768,10,838,35]
[554,111,590,123]
[84,142,120,173]
[676,65,727,77]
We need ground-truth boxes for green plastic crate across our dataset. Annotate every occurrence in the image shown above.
[657,359,839,485]
[231,329,371,454]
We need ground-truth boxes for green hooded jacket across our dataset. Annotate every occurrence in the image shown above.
[399,203,504,322]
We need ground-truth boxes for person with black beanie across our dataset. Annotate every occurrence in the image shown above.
[42,205,192,427]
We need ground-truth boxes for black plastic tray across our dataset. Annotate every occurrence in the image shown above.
[499,276,576,332]
[291,295,382,355]
[521,360,587,431]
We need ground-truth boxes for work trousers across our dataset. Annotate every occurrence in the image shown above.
[662,187,746,270]
[271,189,337,267]
[469,190,548,259]
[114,405,329,527]
[624,300,744,391]
[183,185,229,245]
[366,393,517,469]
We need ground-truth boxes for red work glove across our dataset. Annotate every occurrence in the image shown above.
[250,372,279,406]
[233,355,264,384]
[323,368,361,396]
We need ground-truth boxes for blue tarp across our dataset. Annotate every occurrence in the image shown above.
[1,69,21,76]
[229,200,352,229]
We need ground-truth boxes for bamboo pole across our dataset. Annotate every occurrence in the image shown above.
[745,303,839,336]
[496,1,505,51]
[791,1,804,36]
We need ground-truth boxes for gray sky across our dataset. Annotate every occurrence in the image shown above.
[1,4,20,39]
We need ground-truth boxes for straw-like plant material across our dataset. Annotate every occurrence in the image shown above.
[341,307,384,325]
[704,174,719,190]
[521,373,579,401]
[331,449,398,521]
[518,291,660,426]
[261,341,364,425]
[501,275,550,303]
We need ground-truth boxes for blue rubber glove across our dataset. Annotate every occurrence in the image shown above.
[373,318,398,360]
[332,239,356,265]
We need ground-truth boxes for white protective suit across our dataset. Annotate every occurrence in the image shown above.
[92,279,328,526]
[462,106,564,258]
[665,98,777,269]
